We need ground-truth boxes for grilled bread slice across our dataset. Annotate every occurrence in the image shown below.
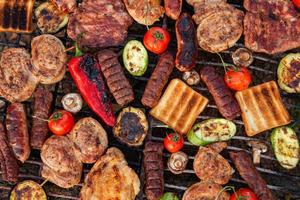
[0,0,35,33]
[150,79,208,134]
[235,81,291,136]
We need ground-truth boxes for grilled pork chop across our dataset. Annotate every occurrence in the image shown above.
[67,0,133,48]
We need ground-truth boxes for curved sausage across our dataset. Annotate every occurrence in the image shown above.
[164,0,182,20]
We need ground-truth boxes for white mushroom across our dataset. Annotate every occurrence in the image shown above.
[247,141,268,164]
[167,151,188,174]
[182,70,200,85]
[61,93,83,113]
[232,48,253,67]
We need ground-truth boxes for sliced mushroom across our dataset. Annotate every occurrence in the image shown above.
[61,93,83,113]
[167,151,188,174]
[232,48,253,67]
[182,70,200,85]
[247,141,268,164]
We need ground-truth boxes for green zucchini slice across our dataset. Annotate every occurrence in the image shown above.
[10,180,47,200]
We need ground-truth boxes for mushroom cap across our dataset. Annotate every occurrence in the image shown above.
[247,140,268,152]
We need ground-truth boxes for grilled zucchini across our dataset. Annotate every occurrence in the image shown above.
[10,180,47,200]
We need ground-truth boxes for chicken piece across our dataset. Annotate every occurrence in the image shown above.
[80,147,140,200]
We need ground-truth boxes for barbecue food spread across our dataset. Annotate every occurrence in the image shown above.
[31,34,67,84]
[67,0,133,48]
[142,51,174,108]
[68,117,108,164]
[0,123,19,183]
[97,50,134,106]
[235,81,291,136]
[150,79,208,134]
[113,107,148,147]
[144,141,164,200]
[123,0,164,26]
[164,0,182,20]
[0,48,38,102]
[243,0,300,54]
[182,181,230,200]
[230,151,276,200]
[80,147,140,200]
[31,86,53,149]
[0,0,34,33]
[200,66,241,120]
[6,103,30,163]
[193,147,232,185]
[41,135,82,188]
[175,13,198,72]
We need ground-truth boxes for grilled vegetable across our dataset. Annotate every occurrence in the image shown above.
[167,151,188,174]
[164,133,184,153]
[271,126,299,169]
[187,118,236,146]
[277,53,300,93]
[35,1,69,33]
[48,110,74,136]
[224,66,252,91]
[230,188,257,200]
[68,53,116,126]
[123,40,148,76]
[182,70,200,85]
[293,0,300,8]
[232,48,253,67]
[10,180,47,200]
[113,107,148,147]
[61,93,83,113]
[143,27,170,54]
[160,192,179,200]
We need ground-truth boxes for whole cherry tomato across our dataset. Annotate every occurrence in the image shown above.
[224,67,252,91]
[164,133,184,153]
[293,0,300,8]
[48,110,75,136]
[143,27,170,54]
[230,188,258,200]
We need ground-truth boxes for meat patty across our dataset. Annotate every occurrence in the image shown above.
[0,48,38,102]
[67,0,133,48]
[68,117,108,164]
[31,34,67,84]
[193,147,232,185]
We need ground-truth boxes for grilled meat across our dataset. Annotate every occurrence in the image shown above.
[41,135,82,188]
[67,0,133,48]
[51,0,77,12]
[193,147,232,185]
[80,147,140,200]
[31,86,53,149]
[186,0,226,6]
[68,117,108,164]
[97,50,134,106]
[123,0,164,26]
[31,34,67,84]
[0,48,38,102]
[175,13,198,72]
[164,0,182,20]
[229,151,276,200]
[144,141,164,200]
[6,103,30,163]
[200,66,241,120]
[142,51,174,108]
[0,123,19,182]
[206,141,228,153]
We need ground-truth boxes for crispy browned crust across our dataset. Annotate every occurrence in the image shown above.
[51,0,77,12]
[164,0,182,20]
[206,141,228,153]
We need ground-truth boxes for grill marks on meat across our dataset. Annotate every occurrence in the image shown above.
[144,141,164,200]
[67,0,133,48]
[142,52,174,108]
[200,66,240,120]
[229,151,276,200]
[97,50,134,106]
[6,103,30,163]
[31,86,53,149]
[0,123,19,182]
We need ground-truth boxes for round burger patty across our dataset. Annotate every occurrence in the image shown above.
[0,48,38,102]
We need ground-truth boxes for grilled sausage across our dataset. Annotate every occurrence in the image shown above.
[229,151,276,200]
[164,0,182,20]
[175,13,198,72]
[142,52,174,108]
[6,103,30,163]
[144,141,164,200]
[0,123,19,182]
[31,86,53,149]
[97,50,134,106]
[200,66,241,120]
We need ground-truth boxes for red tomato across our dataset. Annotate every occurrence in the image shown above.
[143,27,170,54]
[230,188,258,200]
[224,67,252,91]
[164,133,184,153]
[48,110,75,136]
[293,0,300,8]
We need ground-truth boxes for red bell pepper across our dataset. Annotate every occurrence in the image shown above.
[68,52,116,126]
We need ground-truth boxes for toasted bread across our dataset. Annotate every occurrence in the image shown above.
[235,81,291,136]
[0,0,34,33]
[150,79,208,134]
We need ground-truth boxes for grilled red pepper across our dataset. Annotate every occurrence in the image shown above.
[68,53,116,126]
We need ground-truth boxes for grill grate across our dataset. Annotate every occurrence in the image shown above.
[0,0,300,199]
